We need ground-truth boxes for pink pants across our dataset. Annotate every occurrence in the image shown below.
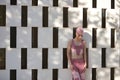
[71,59,85,80]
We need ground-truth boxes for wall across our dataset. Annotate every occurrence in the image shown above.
[0,0,120,80]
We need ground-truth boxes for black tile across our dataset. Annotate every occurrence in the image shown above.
[53,0,58,6]
[21,6,27,27]
[32,27,38,48]
[0,48,6,69]
[10,0,17,5]
[92,28,97,48]
[83,8,88,28]
[102,9,106,28]
[32,0,38,6]
[10,70,16,80]
[53,69,58,80]
[10,27,17,48]
[53,27,58,48]
[92,0,97,8]
[32,69,38,80]
[111,0,115,9]
[73,0,78,7]
[92,68,96,80]
[0,5,6,26]
[21,48,27,69]
[42,7,48,27]
[63,7,68,27]
[63,48,68,68]
[102,48,106,67]
[111,29,115,48]
[42,48,48,69]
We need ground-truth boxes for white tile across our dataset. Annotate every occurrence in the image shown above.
[6,6,21,26]
[28,6,42,27]
[68,8,83,28]
[27,48,42,69]
[115,0,120,9]
[17,0,32,5]
[78,0,92,8]
[0,27,10,48]
[6,48,21,69]
[59,0,73,7]
[17,70,31,80]
[38,69,52,80]
[58,69,72,80]
[97,68,110,80]
[115,68,120,80]
[0,70,9,80]
[48,49,63,69]
[38,0,52,6]
[38,28,53,48]
[88,9,101,28]
[97,28,111,48]
[49,7,63,28]
[17,27,31,48]
[106,48,119,67]
[58,28,73,48]
[106,9,119,29]
[97,0,111,9]
[89,48,101,68]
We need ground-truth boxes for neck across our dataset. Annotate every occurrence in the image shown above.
[74,37,82,42]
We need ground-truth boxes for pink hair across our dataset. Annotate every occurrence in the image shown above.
[76,27,84,34]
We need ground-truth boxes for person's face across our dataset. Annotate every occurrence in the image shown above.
[76,32,83,40]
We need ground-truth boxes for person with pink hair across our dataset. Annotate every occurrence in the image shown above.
[67,27,87,80]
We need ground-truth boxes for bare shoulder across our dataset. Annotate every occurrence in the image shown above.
[82,40,86,45]
[67,39,73,46]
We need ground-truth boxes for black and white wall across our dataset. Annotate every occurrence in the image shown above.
[0,0,120,80]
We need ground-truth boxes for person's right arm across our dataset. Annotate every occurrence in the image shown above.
[67,40,72,66]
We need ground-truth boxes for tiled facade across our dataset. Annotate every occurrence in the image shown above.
[0,0,120,80]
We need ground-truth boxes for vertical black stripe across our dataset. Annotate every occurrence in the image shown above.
[0,5,6,26]
[10,0,17,5]
[53,69,58,80]
[86,48,89,68]
[102,9,106,28]
[83,8,88,28]
[63,48,68,68]
[21,48,27,69]
[32,0,38,6]
[92,0,97,8]
[0,48,6,69]
[42,48,48,69]
[10,27,16,48]
[73,0,78,7]
[53,0,58,6]
[73,27,76,38]
[111,29,115,48]
[32,69,38,80]
[10,70,16,80]
[63,7,68,27]
[53,27,58,48]
[42,7,48,27]
[102,48,106,67]
[111,0,115,9]
[92,68,96,80]
[32,27,38,48]
[92,28,97,48]
[21,6,27,27]
[110,68,115,80]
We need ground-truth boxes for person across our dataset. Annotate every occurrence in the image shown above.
[67,27,87,80]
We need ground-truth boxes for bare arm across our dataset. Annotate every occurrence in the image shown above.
[83,41,87,66]
[67,40,72,65]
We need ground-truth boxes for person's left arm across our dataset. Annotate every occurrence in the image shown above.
[83,41,87,68]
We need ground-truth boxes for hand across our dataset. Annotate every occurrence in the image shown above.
[70,64,74,70]
[83,63,87,70]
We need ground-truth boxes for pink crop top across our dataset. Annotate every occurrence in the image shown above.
[71,39,84,56]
